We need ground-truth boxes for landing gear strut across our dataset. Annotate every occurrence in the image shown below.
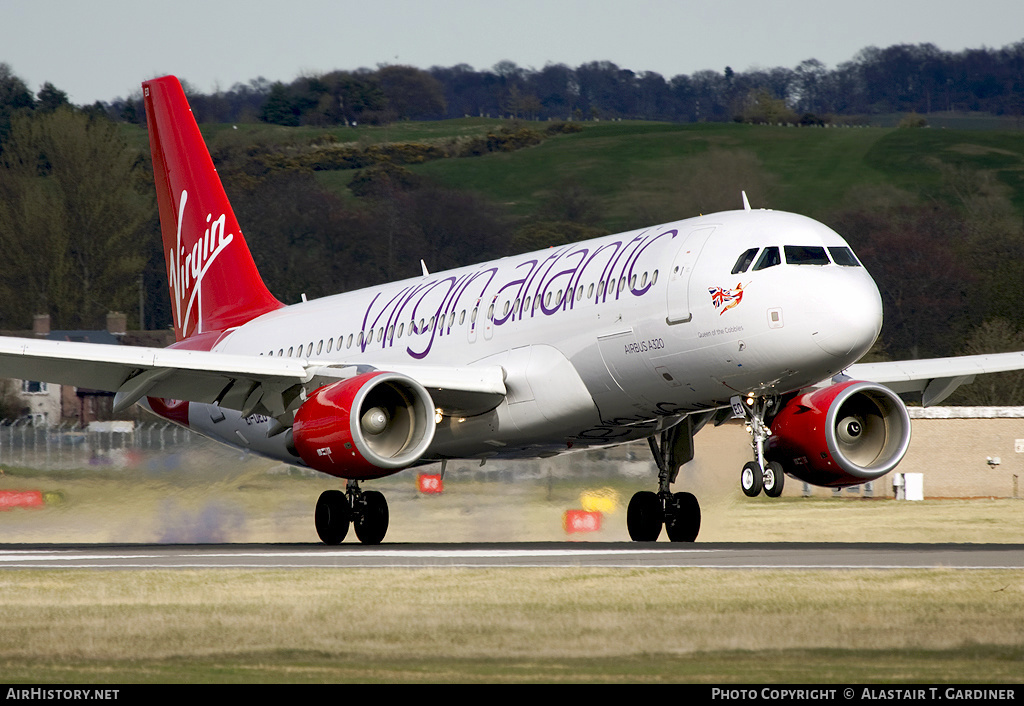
[315,481,390,545]
[627,418,701,542]
[734,394,786,498]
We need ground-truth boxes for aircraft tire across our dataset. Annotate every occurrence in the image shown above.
[354,490,390,545]
[741,461,763,497]
[665,491,701,542]
[763,461,786,498]
[627,490,663,541]
[315,489,350,545]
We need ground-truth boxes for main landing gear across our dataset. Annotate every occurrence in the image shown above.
[627,418,701,542]
[315,481,390,545]
[735,394,786,498]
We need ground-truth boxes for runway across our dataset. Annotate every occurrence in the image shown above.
[1,543,1023,570]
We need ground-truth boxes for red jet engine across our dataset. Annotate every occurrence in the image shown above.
[292,372,436,479]
[764,380,911,487]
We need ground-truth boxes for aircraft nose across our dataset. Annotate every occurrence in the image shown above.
[811,274,883,359]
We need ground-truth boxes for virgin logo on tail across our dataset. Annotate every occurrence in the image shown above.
[166,189,234,336]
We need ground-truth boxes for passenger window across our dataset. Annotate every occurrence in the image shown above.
[828,246,861,267]
[785,245,830,265]
[732,248,759,274]
[752,247,781,271]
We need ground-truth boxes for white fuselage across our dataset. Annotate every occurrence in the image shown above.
[181,208,883,468]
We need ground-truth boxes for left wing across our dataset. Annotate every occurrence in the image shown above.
[0,336,506,420]
[845,351,1024,406]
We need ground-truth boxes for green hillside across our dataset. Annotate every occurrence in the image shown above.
[124,117,1024,232]
[398,121,1024,231]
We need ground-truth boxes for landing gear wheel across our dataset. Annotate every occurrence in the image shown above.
[665,491,701,543]
[763,461,785,498]
[627,490,664,541]
[741,461,763,497]
[315,489,350,545]
[354,490,389,545]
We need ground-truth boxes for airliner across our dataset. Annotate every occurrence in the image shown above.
[3,75,1024,545]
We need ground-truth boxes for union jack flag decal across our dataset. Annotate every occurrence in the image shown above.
[709,283,746,315]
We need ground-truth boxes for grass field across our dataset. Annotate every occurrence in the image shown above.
[0,568,1020,683]
[1,450,1022,683]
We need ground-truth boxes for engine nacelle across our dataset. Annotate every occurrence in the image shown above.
[764,380,911,488]
[292,372,436,480]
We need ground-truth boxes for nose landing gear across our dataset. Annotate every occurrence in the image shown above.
[734,394,787,498]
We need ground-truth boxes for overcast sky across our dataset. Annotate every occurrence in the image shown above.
[4,0,1023,105]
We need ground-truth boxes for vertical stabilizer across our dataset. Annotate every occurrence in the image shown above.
[143,75,283,341]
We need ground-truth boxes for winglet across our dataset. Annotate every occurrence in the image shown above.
[143,76,283,342]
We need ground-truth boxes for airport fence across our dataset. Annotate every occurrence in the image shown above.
[0,419,200,470]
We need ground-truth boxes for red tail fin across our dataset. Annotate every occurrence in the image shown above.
[143,75,283,341]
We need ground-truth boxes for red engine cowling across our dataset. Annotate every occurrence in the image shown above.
[764,380,911,487]
[292,372,436,480]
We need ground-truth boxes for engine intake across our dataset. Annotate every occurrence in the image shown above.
[765,380,911,487]
[292,372,436,479]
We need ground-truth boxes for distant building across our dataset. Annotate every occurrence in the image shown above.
[2,313,174,425]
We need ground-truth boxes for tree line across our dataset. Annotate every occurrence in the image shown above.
[70,40,1021,127]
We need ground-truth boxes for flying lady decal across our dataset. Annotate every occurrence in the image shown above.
[709,283,745,315]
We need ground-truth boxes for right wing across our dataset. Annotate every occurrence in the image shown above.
[0,336,506,421]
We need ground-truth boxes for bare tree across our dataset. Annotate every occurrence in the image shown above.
[0,108,151,328]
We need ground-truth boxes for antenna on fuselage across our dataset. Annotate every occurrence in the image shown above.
[741,191,751,211]
[420,259,430,276]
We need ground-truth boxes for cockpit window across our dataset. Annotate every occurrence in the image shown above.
[828,246,861,267]
[752,246,781,271]
[731,248,759,274]
[785,245,830,265]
